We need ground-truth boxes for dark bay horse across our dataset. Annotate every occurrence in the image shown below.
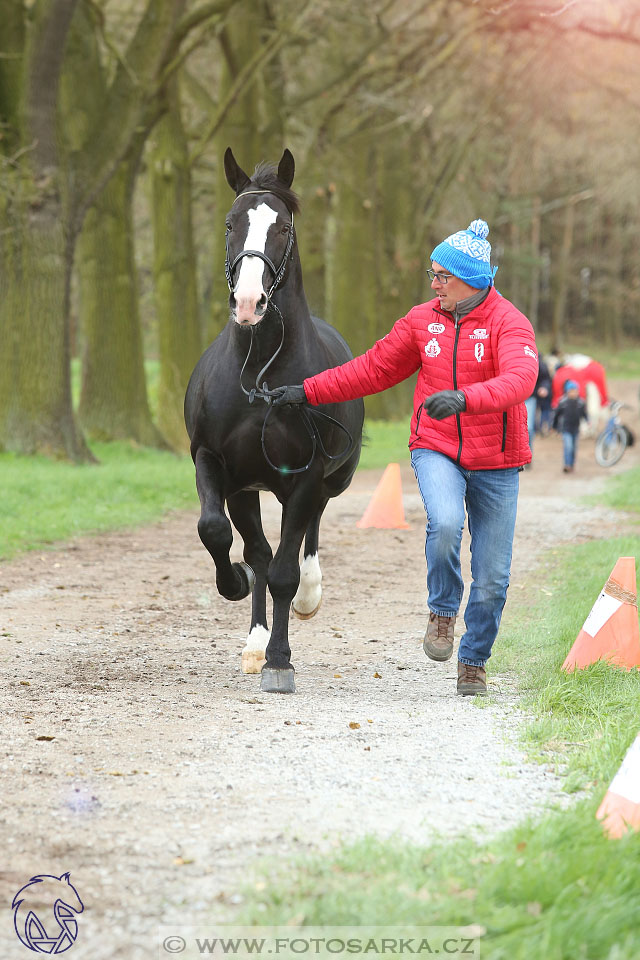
[184,148,364,693]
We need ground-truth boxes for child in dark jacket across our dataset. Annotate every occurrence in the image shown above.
[553,380,588,472]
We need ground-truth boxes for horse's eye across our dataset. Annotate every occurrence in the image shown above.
[225,221,232,232]
[281,223,290,235]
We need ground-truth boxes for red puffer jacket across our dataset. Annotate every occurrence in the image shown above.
[304,287,538,469]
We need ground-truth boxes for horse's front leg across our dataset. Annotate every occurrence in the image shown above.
[194,447,255,601]
[227,490,272,673]
[261,483,322,694]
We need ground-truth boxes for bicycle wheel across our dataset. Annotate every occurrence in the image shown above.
[595,425,627,466]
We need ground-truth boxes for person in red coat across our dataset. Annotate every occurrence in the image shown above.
[271,219,538,695]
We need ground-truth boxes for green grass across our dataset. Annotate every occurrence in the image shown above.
[0,419,409,560]
[0,442,196,560]
[359,419,411,470]
[594,465,640,514]
[492,536,640,791]
[232,474,640,959]
[239,813,640,960]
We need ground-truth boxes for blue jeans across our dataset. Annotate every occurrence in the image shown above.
[563,431,578,467]
[411,449,520,666]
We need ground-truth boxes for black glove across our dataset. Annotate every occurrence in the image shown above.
[269,384,307,406]
[423,390,466,420]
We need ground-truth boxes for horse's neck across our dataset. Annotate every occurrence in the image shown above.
[235,260,313,367]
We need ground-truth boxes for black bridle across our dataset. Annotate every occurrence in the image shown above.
[224,190,295,301]
[226,189,354,475]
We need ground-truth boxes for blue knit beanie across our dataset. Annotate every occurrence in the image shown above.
[564,379,578,392]
[430,219,498,289]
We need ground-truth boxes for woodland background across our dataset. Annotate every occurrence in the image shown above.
[1,0,639,461]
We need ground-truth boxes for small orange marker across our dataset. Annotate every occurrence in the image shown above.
[562,557,640,672]
[597,732,640,838]
[356,462,410,530]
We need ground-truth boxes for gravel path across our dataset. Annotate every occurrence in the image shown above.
[1,389,637,959]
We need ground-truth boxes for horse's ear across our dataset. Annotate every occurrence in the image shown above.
[277,149,295,188]
[224,147,251,195]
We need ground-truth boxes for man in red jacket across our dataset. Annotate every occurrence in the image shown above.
[271,219,538,695]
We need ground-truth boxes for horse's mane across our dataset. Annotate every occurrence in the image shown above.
[248,162,300,215]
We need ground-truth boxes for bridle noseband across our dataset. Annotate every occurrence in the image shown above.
[224,189,295,300]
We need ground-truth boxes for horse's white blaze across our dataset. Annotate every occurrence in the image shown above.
[234,203,278,325]
[243,623,270,653]
[293,553,322,615]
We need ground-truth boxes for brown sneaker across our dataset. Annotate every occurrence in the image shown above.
[423,612,455,662]
[457,661,487,696]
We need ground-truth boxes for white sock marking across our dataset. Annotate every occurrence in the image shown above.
[243,624,270,654]
[293,553,322,615]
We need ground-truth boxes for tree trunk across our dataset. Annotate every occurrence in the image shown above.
[0,0,91,460]
[529,194,542,331]
[551,199,575,351]
[149,76,201,452]
[325,135,384,418]
[209,7,261,342]
[76,151,165,446]
[0,0,25,153]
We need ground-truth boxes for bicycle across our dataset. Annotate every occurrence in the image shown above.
[595,401,630,467]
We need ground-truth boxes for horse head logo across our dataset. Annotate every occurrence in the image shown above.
[12,873,84,954]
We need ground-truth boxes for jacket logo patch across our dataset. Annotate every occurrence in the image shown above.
[475,342,484,363]
[524,345,537,359]
[469,328,488,340]
[424,338,441,358]
[428,322,445,334]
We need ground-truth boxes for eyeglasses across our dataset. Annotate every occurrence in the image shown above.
[427,269,454,284]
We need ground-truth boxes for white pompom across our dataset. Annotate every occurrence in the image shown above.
[468,219,489,239]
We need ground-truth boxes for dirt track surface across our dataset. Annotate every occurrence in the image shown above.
[1,383,637,959]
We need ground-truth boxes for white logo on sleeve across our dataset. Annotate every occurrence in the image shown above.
[524,345,537,359]
[425,338,441,358]
[475,342,484,363]
[469,328,488,340]
[428,322,445,334]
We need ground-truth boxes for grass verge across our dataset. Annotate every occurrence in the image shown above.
[233,475,640,959]
[0,421,409,560]
[0,442,196,560]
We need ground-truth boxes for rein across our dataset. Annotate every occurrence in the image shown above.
[238,313,354,475]
[228,189,353,474]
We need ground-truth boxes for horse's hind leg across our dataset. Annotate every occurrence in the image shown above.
[292,496,329,620]
[227,490,272,673]
[194,448,254,601]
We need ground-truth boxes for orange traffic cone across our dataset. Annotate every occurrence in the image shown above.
[356,462,410,530]
[562,557,640,672]
[596,732,640,838]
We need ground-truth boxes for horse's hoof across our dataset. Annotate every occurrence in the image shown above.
[260,666,296,694]
[225,561,255,601]
[292,597,322,620]
[242,649,266,674]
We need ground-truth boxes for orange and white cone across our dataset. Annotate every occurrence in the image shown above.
[562,557,640,672]
[596,732,640,838]
[356,462,410,530]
